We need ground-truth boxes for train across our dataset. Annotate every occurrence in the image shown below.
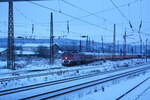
[61,51,142,66]
[61,51,96,66]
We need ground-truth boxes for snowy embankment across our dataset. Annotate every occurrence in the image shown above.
[0,58,149,91]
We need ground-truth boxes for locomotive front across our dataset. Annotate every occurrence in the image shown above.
[61,52,75,66]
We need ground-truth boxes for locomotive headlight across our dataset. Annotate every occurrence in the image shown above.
[65,57,67,59]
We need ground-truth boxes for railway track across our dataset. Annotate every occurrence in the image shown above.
[0,61,104,77]
[22,65,150,100]
[0,61,146,82]
[0,59,141,77]
[0,64,115,82]
[0,64,150,99]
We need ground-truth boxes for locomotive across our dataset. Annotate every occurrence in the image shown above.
[61,51,96,66]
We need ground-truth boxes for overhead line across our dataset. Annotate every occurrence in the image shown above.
[69,0,139,22]
[109,0,129,22]
[14,7,35,23]
[28,1,113,32]
[61,0,108,22]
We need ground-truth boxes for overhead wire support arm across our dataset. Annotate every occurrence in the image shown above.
[109,0,134,31]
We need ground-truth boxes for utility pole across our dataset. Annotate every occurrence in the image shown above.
[131,46,134,56]
[134,45,136,54]
[79,39,82,52]
[113,24,116,57]
[146,39,148,62]
[50,12,54,64]
[117,40,119,54]
[88,37,90,52]
[101,36,104,53]
[92,39,94,52]
[140,39,142,55]
[32,24,34,39]
[86,36,88,52]
[67,20,69,33]
[7,0,15,70]
[123,29,127,56]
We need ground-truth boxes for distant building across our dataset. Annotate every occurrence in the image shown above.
[15,43,59,57]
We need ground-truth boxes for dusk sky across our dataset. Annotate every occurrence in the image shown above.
[0,0,150,44]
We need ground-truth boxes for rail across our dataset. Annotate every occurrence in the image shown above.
[0,64,149,99]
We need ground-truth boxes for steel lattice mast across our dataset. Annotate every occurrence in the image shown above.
[7,0,15,69]
[0,0,42,69]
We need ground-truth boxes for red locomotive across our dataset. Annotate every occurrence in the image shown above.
[61,51,96,66]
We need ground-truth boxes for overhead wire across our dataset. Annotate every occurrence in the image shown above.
[109,0,130,22]
[12,0,141,31]
[27,0,113,32]
[2,0,147,41]
[61,0,109,22]
[109,0,149,43]
[14,7,35,23]
[109,0,136,32]
[66,0,140,23]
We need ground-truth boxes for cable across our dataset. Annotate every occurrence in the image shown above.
[15,7,35,23]
[67,0,140,23]
[27,1,113,32]
[109,0,148,43]
[109,0,129,21]
[109,0,134,31]
[61,0,109,22]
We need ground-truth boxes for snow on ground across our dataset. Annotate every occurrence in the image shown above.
[1,64,150,100]
[0,57,62,73]
[0,58,150,91]
[137,86,150,100]
[0,48,6,52]
[76,70,150,100]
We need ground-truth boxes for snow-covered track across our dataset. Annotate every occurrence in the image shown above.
[0,63,115,82]
[0,62,144,82]
[116,75,150,100]
[21,65,150,100]
[0,64,150,100]
[0,67,126,96]
[0,61,104,77]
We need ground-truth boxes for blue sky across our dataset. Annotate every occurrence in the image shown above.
[0,0,150,44]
